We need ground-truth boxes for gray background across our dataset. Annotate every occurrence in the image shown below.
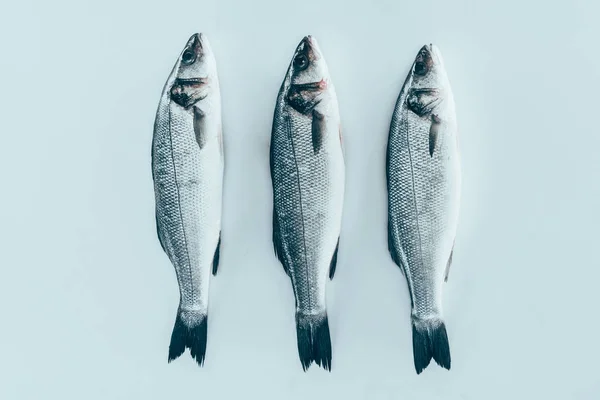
[1,0,599,399]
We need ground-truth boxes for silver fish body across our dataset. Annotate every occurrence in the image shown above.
[152,33,223,366]
[270,36,344,371]
[386,44,461,374]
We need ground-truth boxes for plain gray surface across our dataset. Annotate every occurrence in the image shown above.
[1,0,599,398]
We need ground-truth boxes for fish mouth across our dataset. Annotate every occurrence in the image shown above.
[300,35,323,59]
[193,32,204,44]
[185,33,204,54]
[416,43,443,68]
[186,33,204,46]
[291,78,327,92]
[428,44,445,68]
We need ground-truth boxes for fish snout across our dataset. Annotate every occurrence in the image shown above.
[414,45,436,76]
[303,35,322,58]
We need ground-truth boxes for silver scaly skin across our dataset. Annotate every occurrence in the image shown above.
[151,33,224,367]
[386,44,461,374]
[270,36,344,372]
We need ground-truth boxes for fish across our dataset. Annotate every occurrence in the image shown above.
[151,33,224,367]
[386,44,461,374]
[270,36,344,372]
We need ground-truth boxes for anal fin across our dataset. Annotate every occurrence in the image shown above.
[272,209,290,276]
[212,233,221,276]
[329,238,339,280]
[387,220,404,276]
[444,241,454,283]
[156,214,166,252]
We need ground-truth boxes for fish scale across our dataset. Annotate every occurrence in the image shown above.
[392,107,451,316]
[283,115,331,312]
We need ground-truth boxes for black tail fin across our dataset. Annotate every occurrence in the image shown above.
[412,318,451,374]
[168,310,208,366]
[295,312,332,371]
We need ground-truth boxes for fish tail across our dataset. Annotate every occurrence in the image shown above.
[295,311,332,372]
[411,317,451,374]
[168,308,208,366]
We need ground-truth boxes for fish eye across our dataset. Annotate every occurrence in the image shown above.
[414,61,427,76]
[293,54,308,70]
[182,50,196,65]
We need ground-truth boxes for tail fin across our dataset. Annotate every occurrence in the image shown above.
[412,318,451,374]
[296,312,332,371]
[168,309,208,366]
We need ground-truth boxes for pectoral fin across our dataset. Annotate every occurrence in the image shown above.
[193,106,206,149]
[429,114,442,157]
[312,110,326,154]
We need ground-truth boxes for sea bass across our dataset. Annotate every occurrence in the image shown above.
[151,33,224,366]
[386,44,461,374]
[270,36,344,372]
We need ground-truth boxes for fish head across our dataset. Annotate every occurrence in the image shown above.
[285,36,330,114]
[169,33,217,109]
[405,44,451,117]
[410,44,448,88]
